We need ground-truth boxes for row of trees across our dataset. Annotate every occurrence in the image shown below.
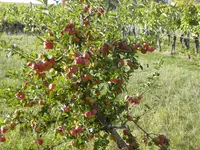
[1,0,199,54]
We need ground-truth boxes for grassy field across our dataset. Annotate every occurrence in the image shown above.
[1,34,200,149]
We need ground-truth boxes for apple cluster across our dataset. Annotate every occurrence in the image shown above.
[125,95,143,105]
[153,135,170,149]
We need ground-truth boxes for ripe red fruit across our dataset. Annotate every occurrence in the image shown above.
[113,41,119,47]
[141,49,147,54]
[36,139,43,145]
[49,33,54,37]
[125,95,130,100]
[1,127,8,134]
[16,92,25,99]
[83,52,90,59]
[84,111,92,118]
[148,46,154,52]
[49,58,55,64]
[91,109,97,115]
[143,42,148,48]
[74,57,84,65]
[75,126,83,134]
[127,60,133,67]
[27,61,33,67]
[65,23,75,29]
[31,63,38,70]
[119,60,124,66]
[69,66,78,73]
[69,129,77,136]
[119,42,128,50]
[99,8,104,13]
[111,78,118,84]
[49,83,55,91]
[43,61,53,71]
[133,44,139,49]
[44,40,53,49]
[123,129,129,135]
[63,106,71,113]
[0,137,6,142]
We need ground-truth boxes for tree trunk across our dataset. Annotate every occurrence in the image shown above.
[94,103,128,149]
[167,31,171,46]
[194,35,199,54]
[171,35,176,54]
[157,36,162,52]
[180,34,184,49]
[187,32,190,50]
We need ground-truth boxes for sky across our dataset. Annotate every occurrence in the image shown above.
[0,0,57,4]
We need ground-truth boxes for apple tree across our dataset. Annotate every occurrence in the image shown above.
[0,0,169,149]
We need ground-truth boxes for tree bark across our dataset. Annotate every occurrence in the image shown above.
[171,35,176,54]
[94,103,128,149]
[194,35,199,54]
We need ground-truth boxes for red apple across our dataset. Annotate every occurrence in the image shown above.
[0,137,6,142]
[69,129,77,136]
[127,60,133,67]
[133,44,139,49]
[91,109,97,115]
[63,106,71,113]
[143,42,148,48]
[27,61,33,67]
[1,127,8,134]
[119,60,124,66]
[49,83,55,91]
[75,126,83,134]
[36,139,43,145]
[83,52,90,59]
[119,42,128,50]
[44,40,53,49]
[141,49,147,54]
[84,111,92,118]
[113,41,119,47]
[123,129,129,135]
[148,46,154,52]
[69,66,78,73]
[74,57,84,65]
[16,92,25,99]
[111,78,118,84]
[125,95,130,100]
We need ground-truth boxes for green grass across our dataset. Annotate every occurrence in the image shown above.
[1,34,200,149]
[126,53,200,150]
